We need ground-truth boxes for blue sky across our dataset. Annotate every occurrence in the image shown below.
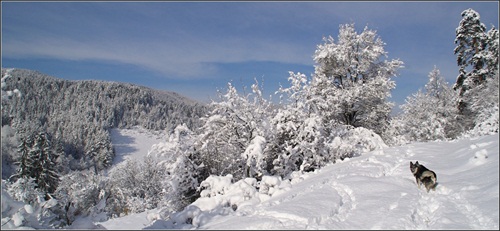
[1,1,498,111]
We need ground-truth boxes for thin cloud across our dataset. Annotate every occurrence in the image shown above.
[2,2,316,79]
[2,2,498,82]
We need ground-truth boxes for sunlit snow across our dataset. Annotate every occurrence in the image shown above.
[92,129,499,230]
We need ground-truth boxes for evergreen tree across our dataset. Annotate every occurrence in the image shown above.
[85,128,115,174]
[485,27,499,79]
[453,8,498,131]
[453,8,498,117]
[15,135,35,181]
[14,132,61,199]
[454,8,488,96]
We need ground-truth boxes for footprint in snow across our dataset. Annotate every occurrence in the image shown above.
[470,149,488,165]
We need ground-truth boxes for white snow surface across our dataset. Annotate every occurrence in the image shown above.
[105,130,498,230]
[108,126,167,168]
[4,127,497,229]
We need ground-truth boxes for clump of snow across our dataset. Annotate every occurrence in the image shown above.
[242,135,267,177]
[143,173,297,229]
[259,175,292,198]
[330,126,388,160]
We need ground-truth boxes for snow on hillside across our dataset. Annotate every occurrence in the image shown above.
[109,126,167,168]
[97,133,498,230]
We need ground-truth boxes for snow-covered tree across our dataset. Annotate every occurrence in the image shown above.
[453,9,498,117]
[84,128,115,174]
[1,68,206,173]
[1,68,21,106]
[454,8,488,97]
[13,132,62,199]
[4,179,66,229]
[7,177,44,206]
[466,72,499,136]
[269,71,388,177]
[453,8,498,133]
[2,69,23,179]
[266,24,401,176]
[146,124,200,211]
[454,8,486,95]
[311,23,403,135]
[386,67,460,144]
[105,124,202,216]
[2,125,20,179]
[268,72,329,175]
[486,26,499,79]
[54,169,108,224]
[196,80,273,180]
[425,67,451,99]
[106,154,175,216]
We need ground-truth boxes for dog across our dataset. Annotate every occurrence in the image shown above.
[410,161,437,192]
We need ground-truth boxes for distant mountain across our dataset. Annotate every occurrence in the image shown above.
[1,68,207,172]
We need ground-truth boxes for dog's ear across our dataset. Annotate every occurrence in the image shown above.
[410,161,413,166]
[415,161,420,166]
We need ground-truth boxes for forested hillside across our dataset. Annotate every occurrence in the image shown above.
[1,68,206,176]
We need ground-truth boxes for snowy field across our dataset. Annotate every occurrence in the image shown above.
[97,128,498,230]
[108,127,167,168]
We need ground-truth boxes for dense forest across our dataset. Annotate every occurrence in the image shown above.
[1,68,207,176]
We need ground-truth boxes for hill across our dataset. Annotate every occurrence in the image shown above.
[1,68,206,175]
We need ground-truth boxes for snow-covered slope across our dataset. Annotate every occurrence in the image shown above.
[96,131,499,229]
[109,126,166,168]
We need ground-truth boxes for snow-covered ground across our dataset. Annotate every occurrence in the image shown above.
[108,127,167,168]
[99,129,498,230]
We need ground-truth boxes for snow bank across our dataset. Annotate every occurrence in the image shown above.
[144,173,296,229]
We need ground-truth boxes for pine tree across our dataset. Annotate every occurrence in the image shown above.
[453,8,498,131]
[485,27,499,79]
[454,9,488,97]
[14,132,60,199]
[14,135,35,182]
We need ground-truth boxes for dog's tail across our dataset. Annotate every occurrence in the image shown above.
[422,171,438,191]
